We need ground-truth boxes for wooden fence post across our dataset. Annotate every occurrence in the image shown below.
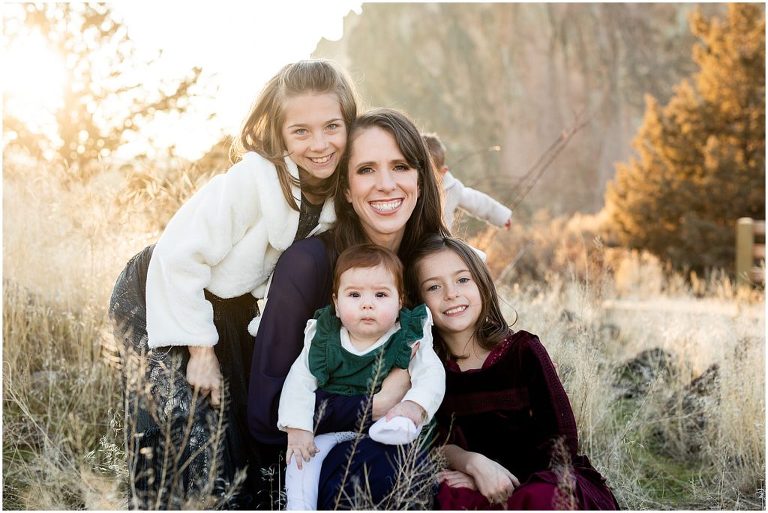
[736,218,754,287]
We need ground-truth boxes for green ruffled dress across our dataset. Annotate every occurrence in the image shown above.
[308,304,429,396]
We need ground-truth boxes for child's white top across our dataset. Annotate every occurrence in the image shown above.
[146,152,336,348]
[277,307,446,433]
[442,171,511,230]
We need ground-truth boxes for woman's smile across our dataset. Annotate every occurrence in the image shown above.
[369,198,403,213]
[344,126,419,250]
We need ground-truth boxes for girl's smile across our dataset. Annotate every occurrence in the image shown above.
[281,92,346,183]
[416,249,482,349]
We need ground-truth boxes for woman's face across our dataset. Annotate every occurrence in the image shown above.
[344,127,419,251]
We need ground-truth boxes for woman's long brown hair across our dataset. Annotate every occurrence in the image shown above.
[332,108,449,264]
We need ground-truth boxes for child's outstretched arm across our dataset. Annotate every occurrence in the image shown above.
[457,182,512,229]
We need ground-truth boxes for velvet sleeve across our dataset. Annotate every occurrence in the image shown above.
[524,335,580,468]
[247,237,370,444]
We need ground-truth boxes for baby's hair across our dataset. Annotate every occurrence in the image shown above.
[231,59,359,210]
[407,234,510,360]
[333,244,404,302]
[422,132,446,169]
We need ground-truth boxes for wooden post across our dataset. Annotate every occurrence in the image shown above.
[736,217,754,286]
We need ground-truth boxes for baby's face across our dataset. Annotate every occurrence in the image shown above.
[333,264,401,346]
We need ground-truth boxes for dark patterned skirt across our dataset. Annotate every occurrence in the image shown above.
[109,245,281,510]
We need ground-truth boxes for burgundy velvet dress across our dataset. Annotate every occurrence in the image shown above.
[435,330,619,510]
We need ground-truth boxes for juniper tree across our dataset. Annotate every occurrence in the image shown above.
[605,4,765,273]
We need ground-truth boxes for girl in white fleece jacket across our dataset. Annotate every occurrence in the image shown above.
[108,59,359,509]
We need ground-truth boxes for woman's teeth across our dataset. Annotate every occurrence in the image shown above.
[370,199,402,212]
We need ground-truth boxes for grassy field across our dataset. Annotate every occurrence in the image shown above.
[3,159,765,509]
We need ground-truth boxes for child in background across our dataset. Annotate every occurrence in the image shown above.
[423,132,512,232]
[109,59,359,508]
[278,244,446,510]
[409,235,619,510]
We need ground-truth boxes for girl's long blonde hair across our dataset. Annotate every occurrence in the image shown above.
[231,59,359,210]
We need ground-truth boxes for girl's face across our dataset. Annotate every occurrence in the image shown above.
[416,249,482,343]
[344,127,419,251]
[281,92,346,184]
[333,264,402,346]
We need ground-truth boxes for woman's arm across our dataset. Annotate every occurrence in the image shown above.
[247,238,332,444]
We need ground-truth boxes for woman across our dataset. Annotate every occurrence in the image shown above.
[247,108,449,509]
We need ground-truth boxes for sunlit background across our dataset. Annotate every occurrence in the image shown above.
[3,1,362,160]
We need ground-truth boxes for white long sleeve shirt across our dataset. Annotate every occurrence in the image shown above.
[145,152,336,348]
[442,171,512,231]
[277,308,446,433]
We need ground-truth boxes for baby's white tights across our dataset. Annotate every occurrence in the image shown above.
[284,417,422,510]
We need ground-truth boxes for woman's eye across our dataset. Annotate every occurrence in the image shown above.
[393,164,410,172]
[425,284,439,292]
[458,277,471,284]
[326,123,340,131]
[293,128,308,136]
[357,166,374,174]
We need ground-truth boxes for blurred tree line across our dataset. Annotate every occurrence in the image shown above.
[2,3,205,182]
[315,3,764,275]
[313,3,716,218]
[606,4,765,273]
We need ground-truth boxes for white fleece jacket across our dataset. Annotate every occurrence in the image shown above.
[146,152,335,348]
[442,171,512,231]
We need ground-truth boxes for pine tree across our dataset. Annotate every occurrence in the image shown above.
[605,4,765,273]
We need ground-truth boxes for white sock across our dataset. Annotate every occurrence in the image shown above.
[369,416,422,445]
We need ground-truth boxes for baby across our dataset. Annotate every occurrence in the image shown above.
[277,243,446,510]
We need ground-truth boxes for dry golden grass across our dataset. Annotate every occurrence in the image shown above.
[3,157,765,509]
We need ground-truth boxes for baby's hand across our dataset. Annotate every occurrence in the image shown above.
[385,400,426,425]
[285,428,317,470]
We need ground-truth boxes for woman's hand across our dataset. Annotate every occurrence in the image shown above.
[466,452,520,505]
[438,469,478,490]
[186,346,222,406]
[372,367,411,420]
[286,428,317,470]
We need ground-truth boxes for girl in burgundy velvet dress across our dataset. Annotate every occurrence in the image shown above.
[408,235,620,510]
